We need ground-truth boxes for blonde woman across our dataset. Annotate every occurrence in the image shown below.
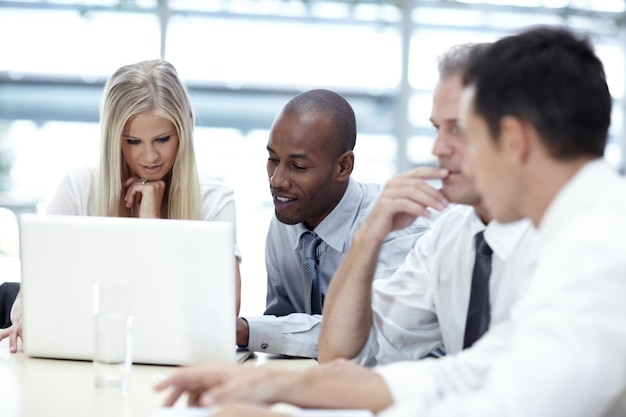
[1,59,242,353]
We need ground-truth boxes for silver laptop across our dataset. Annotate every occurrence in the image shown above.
[18,214,245,366]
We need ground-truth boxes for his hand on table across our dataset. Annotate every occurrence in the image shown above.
[0,295,23,353]
[154,359,393,413]
[155,363,299,408]
[237,317,249,347]
[212,404,287,417]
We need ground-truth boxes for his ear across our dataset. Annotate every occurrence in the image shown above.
[499,116,531,165]
[336,150,354,181]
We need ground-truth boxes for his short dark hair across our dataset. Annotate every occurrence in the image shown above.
[284,89,357,157]
[463,25,611,159]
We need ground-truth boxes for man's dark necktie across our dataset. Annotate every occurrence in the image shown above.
[301,231,323,315]
[463,230,493,349]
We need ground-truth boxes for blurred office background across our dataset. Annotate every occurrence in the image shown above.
[1,0,625,316]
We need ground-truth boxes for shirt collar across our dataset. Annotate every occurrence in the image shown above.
[463,206,534,261]
[294,178,365,252]
[539,159,612,239]
[484,217,534,261]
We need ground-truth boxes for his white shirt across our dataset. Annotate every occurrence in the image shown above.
[376,160,626,417]
[354,204,536,366]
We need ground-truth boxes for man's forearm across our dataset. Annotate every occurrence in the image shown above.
[275,364,394,412]
[318,227,383,363]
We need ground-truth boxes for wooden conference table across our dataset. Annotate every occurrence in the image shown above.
[0,339,317,417]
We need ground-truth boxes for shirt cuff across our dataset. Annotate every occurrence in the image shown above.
[245,315,284,354]
[243,314,322,358]
[374,360,440,406]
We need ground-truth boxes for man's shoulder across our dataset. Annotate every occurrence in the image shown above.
[356,180,382,194]
[322,179,381,232]
[431,204,476,229]
[417,204,478,244]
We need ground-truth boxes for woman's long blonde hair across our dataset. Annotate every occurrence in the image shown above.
[93,59,202,219]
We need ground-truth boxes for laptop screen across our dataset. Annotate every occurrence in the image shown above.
[19,214,237,366]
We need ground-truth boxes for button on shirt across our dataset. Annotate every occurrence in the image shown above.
[354,204,536,366]
[245,178,430,358]
[376,160,626,417]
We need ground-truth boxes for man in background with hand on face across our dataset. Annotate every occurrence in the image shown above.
[318,41,536,367]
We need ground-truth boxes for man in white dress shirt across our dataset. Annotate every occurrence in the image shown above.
[156,25,626,417]
[317,42,536,366]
